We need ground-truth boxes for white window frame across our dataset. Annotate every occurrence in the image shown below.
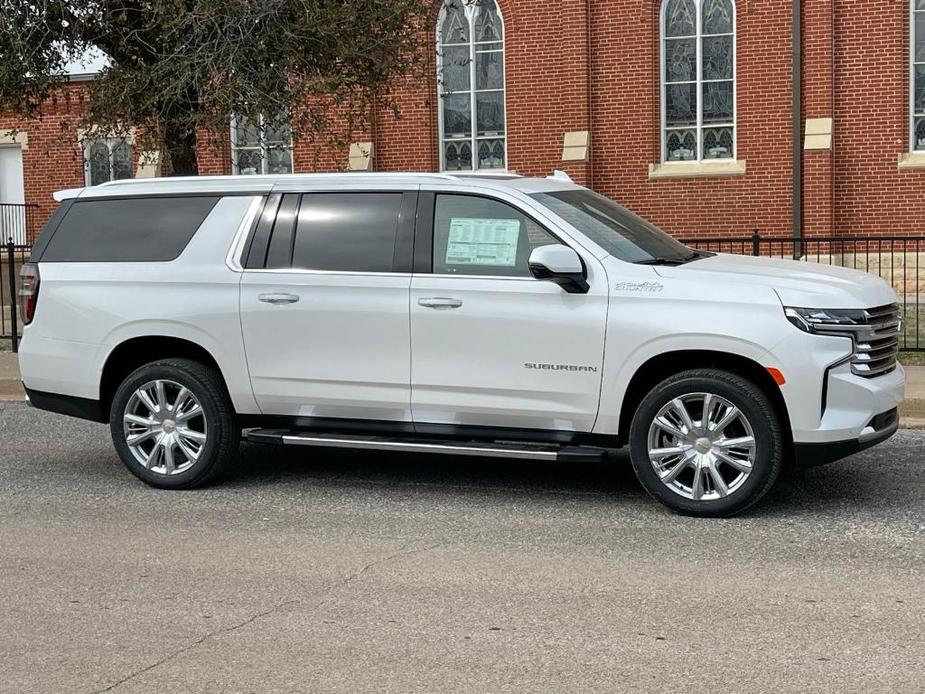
[913,0,925,152]
[82,137,133,186]
[660,0,737,164]
[230,113,294,175]
[436,0,508,172]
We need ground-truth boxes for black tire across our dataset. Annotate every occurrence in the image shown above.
[628,369,783,517]
[109,358,239,489]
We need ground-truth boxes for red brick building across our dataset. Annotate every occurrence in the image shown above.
[1,0,923,244]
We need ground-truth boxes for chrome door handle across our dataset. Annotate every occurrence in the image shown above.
[418,297,463,310]
[258,292,300,305]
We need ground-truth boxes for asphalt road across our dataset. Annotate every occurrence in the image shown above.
[0,402,923,694]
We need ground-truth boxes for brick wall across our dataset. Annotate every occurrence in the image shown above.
[1,0,923,242]
[802,0,834,236]
[0,83,87,234]
[584,0,794,237]
[834,0,925,235]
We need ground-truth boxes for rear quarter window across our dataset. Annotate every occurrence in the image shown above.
[40,196,220,262]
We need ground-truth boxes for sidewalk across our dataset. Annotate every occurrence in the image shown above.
[1,350,924,427]
[902,365,925,427]
[0,351,23,400]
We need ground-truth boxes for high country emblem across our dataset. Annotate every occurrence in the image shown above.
[613,281,664,293]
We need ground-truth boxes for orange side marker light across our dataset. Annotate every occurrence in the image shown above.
[766,367,786,386]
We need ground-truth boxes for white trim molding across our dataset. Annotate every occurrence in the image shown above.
[912,0,925,152]
[660,0,737,164]
[562,131,590,162]
[81,136,134,186]
[136,151,162,178]
[648,159,746,179]
[0,130,29,149]
[78,126,136,185]
[348,142,375,171]
[436,0,508,172]
[804,117,833,150]
[898,151,925,169]
[230,113,294,176]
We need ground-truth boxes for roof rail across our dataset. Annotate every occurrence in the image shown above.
[95,171,463,187]
[453,171,523,179]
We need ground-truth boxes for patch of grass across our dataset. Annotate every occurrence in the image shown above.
[0,339,10,352]
[899,351,925,367]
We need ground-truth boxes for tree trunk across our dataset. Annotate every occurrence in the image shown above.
[163,120,199,176]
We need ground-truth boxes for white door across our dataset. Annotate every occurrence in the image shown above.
[240,191,414,422]
[410,192,608,433]
[0,147,26,244]
[0,147,24,203]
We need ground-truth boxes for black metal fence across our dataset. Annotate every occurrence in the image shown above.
[1,241,32,349]
[0,203,39,246]
[679,233,925,351]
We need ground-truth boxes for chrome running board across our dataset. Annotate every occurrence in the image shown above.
[245,429,608,463]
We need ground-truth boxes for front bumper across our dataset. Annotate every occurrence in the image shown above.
[793,407,899,468]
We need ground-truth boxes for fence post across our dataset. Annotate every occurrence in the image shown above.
[6,239,18,353]
[751,230,760,257]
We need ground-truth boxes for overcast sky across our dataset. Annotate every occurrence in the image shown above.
[62,48,108,75]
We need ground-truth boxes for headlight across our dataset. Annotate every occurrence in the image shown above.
[783,307,869,334]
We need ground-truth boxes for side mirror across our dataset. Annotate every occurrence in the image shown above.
[528,245,590,294]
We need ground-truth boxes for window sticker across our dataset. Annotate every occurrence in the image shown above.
[445,218,520,266]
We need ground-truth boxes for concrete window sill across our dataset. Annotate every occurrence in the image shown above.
[897,152,925,170]
[648,160,746,180]
[0,129,28,149]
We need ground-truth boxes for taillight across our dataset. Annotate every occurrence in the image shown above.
[20,263,40,325]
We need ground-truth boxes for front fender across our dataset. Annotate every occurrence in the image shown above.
[594,333,775,436]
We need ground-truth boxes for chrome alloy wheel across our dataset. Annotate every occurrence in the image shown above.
[646,392,756,501]
[122,379,207,476]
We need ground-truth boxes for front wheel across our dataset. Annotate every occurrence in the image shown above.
[629,369,784,517]
[109,358,239,489]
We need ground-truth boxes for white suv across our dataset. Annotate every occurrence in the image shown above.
[18,172,905,516]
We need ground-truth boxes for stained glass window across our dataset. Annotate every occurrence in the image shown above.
[231,112,293,175]
[83,138,133,186]
[438,0,507,171]
[662,0,736,162]
[914,0,925,150]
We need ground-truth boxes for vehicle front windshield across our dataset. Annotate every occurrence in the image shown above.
[530,189,695,264]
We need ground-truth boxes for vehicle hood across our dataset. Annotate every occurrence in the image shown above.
[652,253,898,308]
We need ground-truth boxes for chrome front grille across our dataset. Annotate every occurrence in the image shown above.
[849,304,902,378]
[809,303,902,378]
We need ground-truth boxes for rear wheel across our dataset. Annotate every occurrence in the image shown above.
[109,358,239,489]
[629,369,783,517]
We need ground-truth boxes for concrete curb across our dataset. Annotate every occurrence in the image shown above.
[0,380,24,401]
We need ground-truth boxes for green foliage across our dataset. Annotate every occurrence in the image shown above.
[0,0,432,173]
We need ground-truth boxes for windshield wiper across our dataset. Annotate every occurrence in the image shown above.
[634,251,709,266]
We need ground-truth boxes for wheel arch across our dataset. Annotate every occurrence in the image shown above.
[615,350,793,450]
[99,336,230,423]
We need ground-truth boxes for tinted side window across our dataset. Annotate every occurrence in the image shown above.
[290,193,403,272]
[29,199,73,261]
[41,196,219,262]
[265,194,300,270]
[433,194,560,277]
